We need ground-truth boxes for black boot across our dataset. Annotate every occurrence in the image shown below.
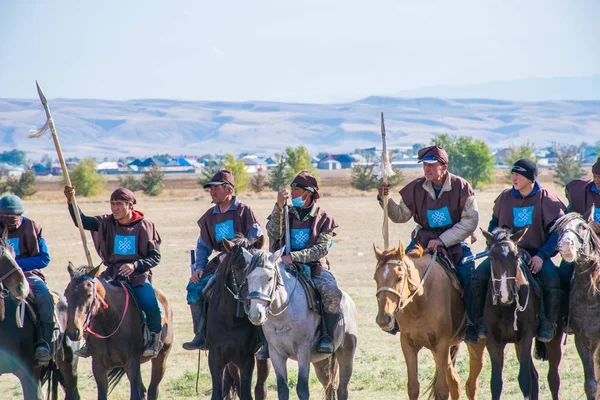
[183,301,207,351]
[317,312,340,354]
[35,322,54,364]
[471,278,488,340]
[538,288,562,343]
[255,326,269,360]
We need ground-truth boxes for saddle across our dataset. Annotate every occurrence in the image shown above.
[22,290,66,360]
[425,250,463,295]
[285,263,320,313]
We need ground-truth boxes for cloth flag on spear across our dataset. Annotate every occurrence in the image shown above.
[375,112,394,249]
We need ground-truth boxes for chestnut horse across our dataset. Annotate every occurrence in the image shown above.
[373,242,485,400]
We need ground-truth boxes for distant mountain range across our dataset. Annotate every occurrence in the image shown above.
[0,94,598,158]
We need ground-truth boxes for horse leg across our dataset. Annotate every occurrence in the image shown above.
[270,350,290,400]
[575,335,597,400]
[254,359,270,400]
[295,347,312,400]
[15,367,43,400]
[313,357,336,400]
[147,349,168,400]
[486,339,506,400]
[239,356,256,400]
[431,342,451,400]
[544,335,562,400]
[465,342,486,400]
[208,351,226,400]
[125,358,144,400]
[594,345,600,400]
[334,333,357,400]
[91,361,109,400]
[57,344,81,400]
[400,335,420,400]
[515,340,538,400]
[444,345,461,400]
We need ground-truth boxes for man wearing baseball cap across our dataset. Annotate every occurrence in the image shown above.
[183,170,265,354]
[471,159,567,342]
[377,145,481,343]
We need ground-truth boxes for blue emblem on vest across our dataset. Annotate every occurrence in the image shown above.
[595,209,600,223]
[513,206,534,228]
[426,206,452,228]
[291,228,311,250]
[7,237,20,256]
[114,235,136,256]
[215,220,235,242]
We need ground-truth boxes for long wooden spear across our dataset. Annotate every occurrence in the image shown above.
[29,81,94,267]
[380,112,394,249]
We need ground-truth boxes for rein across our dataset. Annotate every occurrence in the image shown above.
[246,262,299,317]
[376,250,438,315]
[0,263,20,284]
[82,277,130,339]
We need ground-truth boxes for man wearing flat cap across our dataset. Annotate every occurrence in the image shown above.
[471,159,567,342]
[558,157,600,331]
[64,186,163,358]
[378,145,480,343]
[183,170,265,354]
[266,171,342,354]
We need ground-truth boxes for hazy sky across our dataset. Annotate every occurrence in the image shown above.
[1,0,598,102]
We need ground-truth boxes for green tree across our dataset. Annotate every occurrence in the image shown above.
[250,172,268,193]
[140,165,164,196]
[284,146,317,182]
[219,154,249,193]
[502,141,536,182]
[552,145,585,186]
[69,158,106,196]
[268,153,288,191]
[0,149,27,166]
[431,134,495,189]
[3,169,37,198]
[351,155,404,191]
[118,170,141,191]
[197,158,221,187]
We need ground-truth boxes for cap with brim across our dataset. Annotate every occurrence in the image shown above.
[203,170,235,188]
[419,156,439,164]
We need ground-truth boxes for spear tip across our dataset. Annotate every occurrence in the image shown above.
[35,81,48,106]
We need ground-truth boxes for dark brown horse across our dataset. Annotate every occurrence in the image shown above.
[206,236,270,400]
[555,210,600,400]
[481,227,562,400]
[0,237,80,400]
[64,263,173,400]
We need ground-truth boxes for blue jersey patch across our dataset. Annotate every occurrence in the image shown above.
[7,237,20,256]
[114,235,136,256]
[426,206,452,228]
[215,220,235,242]
[513,206,534,228]
[595,208,600,223]
[290,228,311,250]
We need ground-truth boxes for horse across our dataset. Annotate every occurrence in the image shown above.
[373,242,486,400]
[0,237,80,400]
[245,248,358,400]
[64,263,173,400]
[205,236,270,400]
[480,227,562,400]
[554,210,600,400]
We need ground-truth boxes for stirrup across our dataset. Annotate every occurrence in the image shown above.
[35,344,52,363]
[317,336,334,354]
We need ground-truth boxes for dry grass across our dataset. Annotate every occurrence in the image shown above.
[0,170,589,399]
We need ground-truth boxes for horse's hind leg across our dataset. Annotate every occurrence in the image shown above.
[335,333,357,400]
[574,336,597,400]
[431,342,452,400]
[465,342,486,400]
[147,349,168,400]
[444,345,461,400]
[254,359,270,400]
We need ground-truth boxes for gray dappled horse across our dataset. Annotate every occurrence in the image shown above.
[245,248,358,400]
[554,209,600,400]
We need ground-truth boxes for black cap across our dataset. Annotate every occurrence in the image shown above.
[511,159,538,182]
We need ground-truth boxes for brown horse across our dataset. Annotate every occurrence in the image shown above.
[64,263,173,400]
[373,242,485,400]
[555,210,600,400]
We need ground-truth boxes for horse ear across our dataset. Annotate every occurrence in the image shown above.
[222,238,235,253]
[373,243,383,260]
[510,227,528,244]
[254,235,265,250]
[270,247,285,264]
[584,205,595,224]
[67,261,75,278]
[241,248,253,264]
[89,265,102,278]
[395,241,405,260]
[480,228,494,246]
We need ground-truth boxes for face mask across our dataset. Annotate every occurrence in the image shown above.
[291,196,306,208]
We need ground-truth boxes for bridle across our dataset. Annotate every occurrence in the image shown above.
[246,260,298,317]
[558,221,592,261]
[79,276,130,339]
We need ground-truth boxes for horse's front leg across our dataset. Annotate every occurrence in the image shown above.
[57,343,81,400]
[486,339,506,400]
[295,346,313,400]
[91,360,109,400]
[515,340,539,400]
[465,341,486,400]
[574,335,597,400]
[401,335,420,400]
[208,351,227,400]
[431,342,451,400]
[269,349,290,400]
[15,366,42,400]
[125,357,144,400]
[238,356,256,400]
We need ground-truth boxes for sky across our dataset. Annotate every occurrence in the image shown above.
[0,0,598,103]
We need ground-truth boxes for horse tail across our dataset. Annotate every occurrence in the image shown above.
[534,338,548,361]
[450,344,459,366]
[323,354,339,398]
[108,367,127,393]
[424,372,438,400]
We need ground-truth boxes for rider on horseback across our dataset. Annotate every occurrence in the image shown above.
[182,170,267,357]
[377,146,480,344]
[0,195,53,363]
[266,171,342,354]
[64,186,163,358]
[472,159,567,342]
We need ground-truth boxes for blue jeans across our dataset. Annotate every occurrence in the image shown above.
[558,260,574,294]
[186,273,213,304]
[132,281,161,333]
[28,275,54,324]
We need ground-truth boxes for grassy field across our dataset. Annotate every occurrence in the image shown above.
[0,169,591,399]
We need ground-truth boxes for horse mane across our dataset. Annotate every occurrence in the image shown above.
[213,235,262,302]
[376,248,401,270]
[406,244,424,259]
[70,265,98,280]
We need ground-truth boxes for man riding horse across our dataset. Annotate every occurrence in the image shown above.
[0,195,53,363]
[64,186,163,358]
[182,170,268,358]
[266,171,342,354]
[377,145,480,344]
[472,159,567,342]
[558,157,600,331]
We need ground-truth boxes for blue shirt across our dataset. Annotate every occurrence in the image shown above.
[10,216,51,272]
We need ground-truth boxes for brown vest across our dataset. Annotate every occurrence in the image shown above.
[493,188,566,256]
[198,199,260,275]
[4,218,44,280]
[566,179,600,221]
[400,173,474,264]
[91,214,161,287]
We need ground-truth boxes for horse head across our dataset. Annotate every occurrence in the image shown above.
[64,262,103,341]
[245,247,285,326]
[372,241,414,331]
[0,233,29,304]
[555,208,599,264]
[481,227,528,306]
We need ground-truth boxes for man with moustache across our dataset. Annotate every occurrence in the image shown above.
[183,170,266,356]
